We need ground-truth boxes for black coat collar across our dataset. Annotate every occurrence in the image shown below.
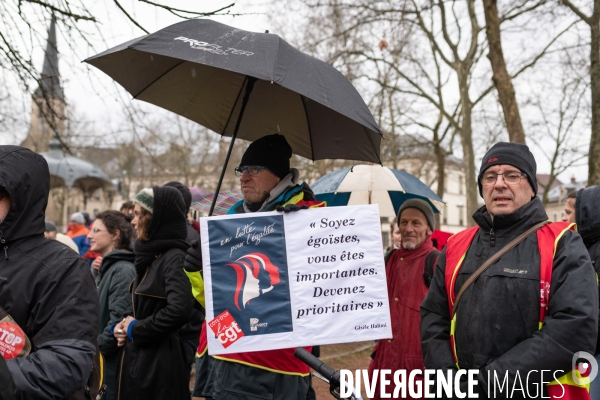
[472,197,548,235]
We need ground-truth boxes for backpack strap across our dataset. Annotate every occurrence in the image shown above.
[423,249,440,287]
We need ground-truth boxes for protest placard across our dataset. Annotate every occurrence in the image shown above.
[200,204,392,355]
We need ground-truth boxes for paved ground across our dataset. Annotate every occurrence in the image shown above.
[312,341,373,400]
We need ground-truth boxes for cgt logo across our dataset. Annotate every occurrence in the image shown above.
[208,310,245,348]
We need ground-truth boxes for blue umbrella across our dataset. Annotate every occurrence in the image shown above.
[311,164,444,214]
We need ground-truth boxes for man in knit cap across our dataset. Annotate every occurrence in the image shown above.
[185,133,325,400]
[368,199,439,399]
[421,142,597,398]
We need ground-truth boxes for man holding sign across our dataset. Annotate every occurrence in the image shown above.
[186,134,324,400]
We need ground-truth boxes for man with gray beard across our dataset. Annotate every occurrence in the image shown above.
[368,199,439,399]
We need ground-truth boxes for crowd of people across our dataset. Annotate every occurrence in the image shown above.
[0,137,600,400]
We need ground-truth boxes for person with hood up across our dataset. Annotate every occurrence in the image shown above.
[88,210,135,400]
[421,142,597,399]
[573,186,600,400]
[0,146,99,399]
[162,181,204,387]
[113,186,193,400]
[164,181,199,244]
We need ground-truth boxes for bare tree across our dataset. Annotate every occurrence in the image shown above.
[527,72,588,205]
[274,0,583,223]
[0,0,237,148]
[271,0,467,217]
[399,0,483,224]
[482,0,531,144]
[561,0,600,184]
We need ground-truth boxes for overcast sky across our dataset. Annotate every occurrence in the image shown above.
[4,0,590,184]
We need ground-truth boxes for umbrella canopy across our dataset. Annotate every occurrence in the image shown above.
[311,164,445,215]
[191,189,243,216]
[41,140,115,196]
[85,19,382,163]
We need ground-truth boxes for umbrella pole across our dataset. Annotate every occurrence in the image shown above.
[209,76,258,216]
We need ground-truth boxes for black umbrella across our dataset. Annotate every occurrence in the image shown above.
[85,19,382,215]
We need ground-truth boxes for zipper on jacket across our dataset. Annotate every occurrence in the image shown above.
[117,346,126,400]
[0,232,7,260]
[490,229,495,247]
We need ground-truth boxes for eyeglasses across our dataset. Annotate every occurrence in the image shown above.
[480,171,527,186]
[234,165,267,177]
[90,227,106,234]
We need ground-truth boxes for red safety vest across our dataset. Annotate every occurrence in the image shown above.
[445,222,590,399]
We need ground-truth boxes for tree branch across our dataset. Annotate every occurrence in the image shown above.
[113,0,149,34]
[137,1,236,18]
[562,0,593,25]
[21,0,96,21]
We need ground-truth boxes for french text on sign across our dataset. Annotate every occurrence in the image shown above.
[201,205,392,355]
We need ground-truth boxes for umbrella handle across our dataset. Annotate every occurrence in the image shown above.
[209,76,258,216]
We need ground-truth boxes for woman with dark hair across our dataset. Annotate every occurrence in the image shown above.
[88,210,135,400]
[113,186,192,400]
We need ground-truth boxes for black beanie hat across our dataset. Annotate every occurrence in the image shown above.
[478,142,537,196]
[240,134,292,179]
[164,181,192,210]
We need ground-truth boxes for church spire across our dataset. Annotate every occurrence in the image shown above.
[33,17,64,101]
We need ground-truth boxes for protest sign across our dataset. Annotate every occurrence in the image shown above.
[200,204,392,355]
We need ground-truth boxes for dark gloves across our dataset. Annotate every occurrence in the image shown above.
[184,240,203,272]
[276,204,309,213]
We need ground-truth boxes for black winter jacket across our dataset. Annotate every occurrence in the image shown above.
[576,186,600,354]
[96,250,135,400]
[0,356,15,400]
[180,221,203,367]
[0,146,99,399]
[118,248,192,400]
[421,198,598,399]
